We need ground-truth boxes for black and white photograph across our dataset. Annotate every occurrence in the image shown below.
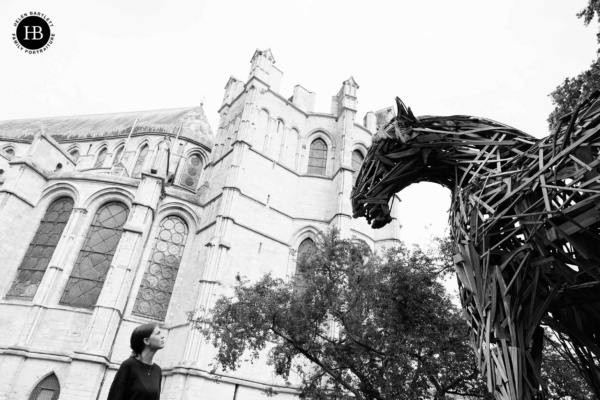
[1,1,600,399]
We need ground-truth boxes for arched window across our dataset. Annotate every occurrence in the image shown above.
[112,146,124,166]
[307,139,327,175]
[7,197,74,301]
[60,202,129,308]
[133,216,188,320]
[132,144,149,178]
[179,153,203,191]
[4,147,15,156]
[295,238,317,291]
[352,150,365,185]
[69,149,80,162]
[28,373,60,400]
[94,148,108,168]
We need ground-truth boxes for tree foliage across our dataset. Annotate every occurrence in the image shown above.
[192,230,490,400]
[548,1,600,130]
[542,334,596,400]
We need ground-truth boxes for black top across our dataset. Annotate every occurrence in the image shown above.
[107,357,162,400]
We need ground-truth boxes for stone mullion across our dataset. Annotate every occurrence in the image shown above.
[34,208,88,306]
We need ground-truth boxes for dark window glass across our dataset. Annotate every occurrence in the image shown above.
[28,373,60,400]
[70,150,80,162]
[295,238,316,291]
[133,216,188,320]
[60,202,129,308]
[352,150,365,185]
[7,197,74,301]
[94,148,107,168]
[5,148,15,156]
[133,145,149,177]
[307,139,327,175]
[112,146,124,166]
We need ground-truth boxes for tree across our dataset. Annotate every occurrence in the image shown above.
[541,333,596,400]
[548,1,600,130]
[191,230,490,400]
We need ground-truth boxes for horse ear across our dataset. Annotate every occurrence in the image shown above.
[395,97,418,124]
[395,97,407,117]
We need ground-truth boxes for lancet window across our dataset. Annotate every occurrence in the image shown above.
[94,148,108,168]
[132,144,149,177]
[112,145,124,166]
[60,202,129,308]
[307,139,327,175]
[352,150,365,185]
[294,238,317,291]
[28,373,60,400]
[6,197,74,301]
[133,216,188,320]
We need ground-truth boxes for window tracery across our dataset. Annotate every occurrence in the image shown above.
[7,197,74,300]
[133,216,188,320]
[60,202,129,308]
[179,153,203,191]
[307,139,327,175]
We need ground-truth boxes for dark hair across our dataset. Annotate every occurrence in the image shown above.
[130,323,157,356]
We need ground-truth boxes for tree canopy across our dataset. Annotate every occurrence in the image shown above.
[548,1,600,129]
[192,230,489,400]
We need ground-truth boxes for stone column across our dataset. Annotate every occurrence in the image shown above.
[184,86,258,365]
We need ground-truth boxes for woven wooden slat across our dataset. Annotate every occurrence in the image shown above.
[351,92,600,399]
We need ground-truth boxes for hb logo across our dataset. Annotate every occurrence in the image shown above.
[16,16,51,50]
[23,26,44,40]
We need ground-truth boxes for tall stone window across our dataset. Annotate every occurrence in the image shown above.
[132,144,149,177]
[94,147,108,168]
[352,150,365,185]
[295,238,317,291]
[133,216,188,320]
[60,202,129,308]
[7,197,74,301]
[179,153,203,191]
[112,145,124,166]
[307,139,327,175]
[28,373,60,400]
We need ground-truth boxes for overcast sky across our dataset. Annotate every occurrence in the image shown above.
[1,0,599,247]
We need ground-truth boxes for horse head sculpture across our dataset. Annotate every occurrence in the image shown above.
[352,93,600,399]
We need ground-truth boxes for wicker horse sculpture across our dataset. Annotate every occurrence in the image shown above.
[351,92,600,399]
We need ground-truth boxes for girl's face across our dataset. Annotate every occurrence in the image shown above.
[144,326,165,351]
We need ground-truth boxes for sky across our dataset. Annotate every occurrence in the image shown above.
[1,0,599,248]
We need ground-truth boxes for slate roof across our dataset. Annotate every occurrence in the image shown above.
[0,106,214,147]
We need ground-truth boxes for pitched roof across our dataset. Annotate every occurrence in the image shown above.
[0,106,214,147]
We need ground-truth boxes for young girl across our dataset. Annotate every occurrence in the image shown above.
[107,323,165,400]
